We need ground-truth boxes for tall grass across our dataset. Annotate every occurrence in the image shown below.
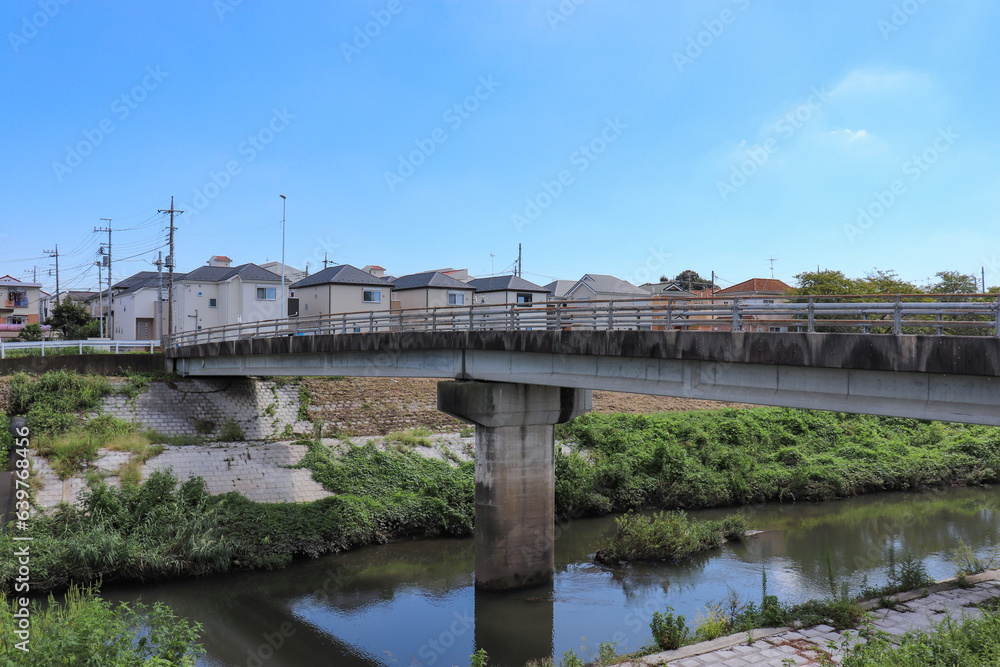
[594,510,749,565]
[0,585,203,665]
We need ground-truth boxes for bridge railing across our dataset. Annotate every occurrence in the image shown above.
[164,294,1000,347]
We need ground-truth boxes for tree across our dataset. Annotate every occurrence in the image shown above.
[791,269,857,295]
[927,270,978,294]
[47,299,98,340]
[669,270,715,291]
[15,323,44,341]
[855,269,919,295]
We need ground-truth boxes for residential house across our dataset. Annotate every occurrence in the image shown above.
[110,272,168,340]
[290,264,393,318]
[543,280,576,300]
[172,257,283,334]
[561,274,650,301]
[680,278,794,332]
[391,271,476,310]
[0,276,43,340]
[466,275,550,305]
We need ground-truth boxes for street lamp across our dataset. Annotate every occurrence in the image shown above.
[279,195,286,320]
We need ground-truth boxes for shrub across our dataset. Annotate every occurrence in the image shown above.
[217,418,244,441]
[0,585,203,665]
[650,608,688,650]
[594,510,749,565]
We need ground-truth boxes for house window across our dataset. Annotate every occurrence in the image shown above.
[363,290,381,303]
[448,292,465,306]
[516,293,532,304]
[6,316,26,325]
[769,326,782,332]
[763,299,774,305]
[304,303,308,312]
[209,298,217,307]
[256,287,277,300]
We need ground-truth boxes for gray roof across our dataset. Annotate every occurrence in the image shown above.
[544,280,576,297]
[181,263,281,283]
[290,264,392,288]
[112,271,160,291]
[569,274,648,296]
[466,275,547,293]
[391,271,474,291]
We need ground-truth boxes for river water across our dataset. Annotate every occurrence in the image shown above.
[99,485,1000,667]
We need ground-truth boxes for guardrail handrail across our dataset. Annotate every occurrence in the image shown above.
[162,294,1000,348]
[0,339,158,359]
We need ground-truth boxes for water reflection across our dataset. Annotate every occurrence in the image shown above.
[94,485,1000,666]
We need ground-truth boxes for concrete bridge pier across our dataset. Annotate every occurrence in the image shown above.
[438,381,592,591]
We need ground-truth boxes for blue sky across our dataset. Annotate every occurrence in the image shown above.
[2,0,999,295]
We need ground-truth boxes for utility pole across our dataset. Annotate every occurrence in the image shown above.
[517,243,522,278]
[155,251,164,342]
[279,194,287,320]
[96,220,112,338]
[982,266,986,293]
[159,197,183,338]
[711,270,715,296]
[44,245,59,303]
[95,260,104,338]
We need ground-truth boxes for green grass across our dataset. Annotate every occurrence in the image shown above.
[554,408,1000,519]
[0,585,203,665]
[8,369,114,436]
[385,427,434,448]
[842,608,1000,666]
[594,510,749,565]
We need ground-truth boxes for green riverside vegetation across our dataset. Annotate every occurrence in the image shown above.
[594,510,749,565]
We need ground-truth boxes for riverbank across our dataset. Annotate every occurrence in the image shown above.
[7,404,1000,593]
[612,569,1000,666]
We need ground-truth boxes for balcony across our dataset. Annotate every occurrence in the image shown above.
[4,297,29,308]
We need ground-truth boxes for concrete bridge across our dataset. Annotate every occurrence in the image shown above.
[166,328,1000,590]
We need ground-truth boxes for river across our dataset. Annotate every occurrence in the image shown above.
[98,485,1000,667]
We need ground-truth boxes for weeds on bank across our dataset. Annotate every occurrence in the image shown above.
[594,510,750,565]
[0,585,203,665]
[385,427,434,449]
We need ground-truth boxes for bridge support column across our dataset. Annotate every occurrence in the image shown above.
[438,381,592,591]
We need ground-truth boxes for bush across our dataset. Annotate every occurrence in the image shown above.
[217,418,244,441]
[650,608,688,650]
[0,585,203,665]
[594,510,749,565]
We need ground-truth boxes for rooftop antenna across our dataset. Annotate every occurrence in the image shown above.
[767,256,778,279]
[490,252,495,276]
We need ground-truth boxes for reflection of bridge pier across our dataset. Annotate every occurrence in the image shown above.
[475,586,554,666]
[439,381,591,591]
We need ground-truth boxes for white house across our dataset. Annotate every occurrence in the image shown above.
[172,257,283,334]
[290,264,393,317]
[466,275,550,305]
[561,274,650,301]
[110,272,166,340]
[391,271,476,310]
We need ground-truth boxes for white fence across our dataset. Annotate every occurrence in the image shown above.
[0,339,158,359]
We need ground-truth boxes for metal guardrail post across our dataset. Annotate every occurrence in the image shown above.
[555,305,562,330]
[894,296,902,335]
[731,298,741,331]
[666,303,672,330]
[995,294,1000,337]
[936,313,943,335]
[807,297,815,333]
[468,307,474,331]
[369,312,374,333]
[607,301,614,330]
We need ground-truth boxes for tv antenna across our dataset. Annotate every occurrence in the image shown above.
[766,256,778,279]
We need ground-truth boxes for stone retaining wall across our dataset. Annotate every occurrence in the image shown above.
[100,378,312,440]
